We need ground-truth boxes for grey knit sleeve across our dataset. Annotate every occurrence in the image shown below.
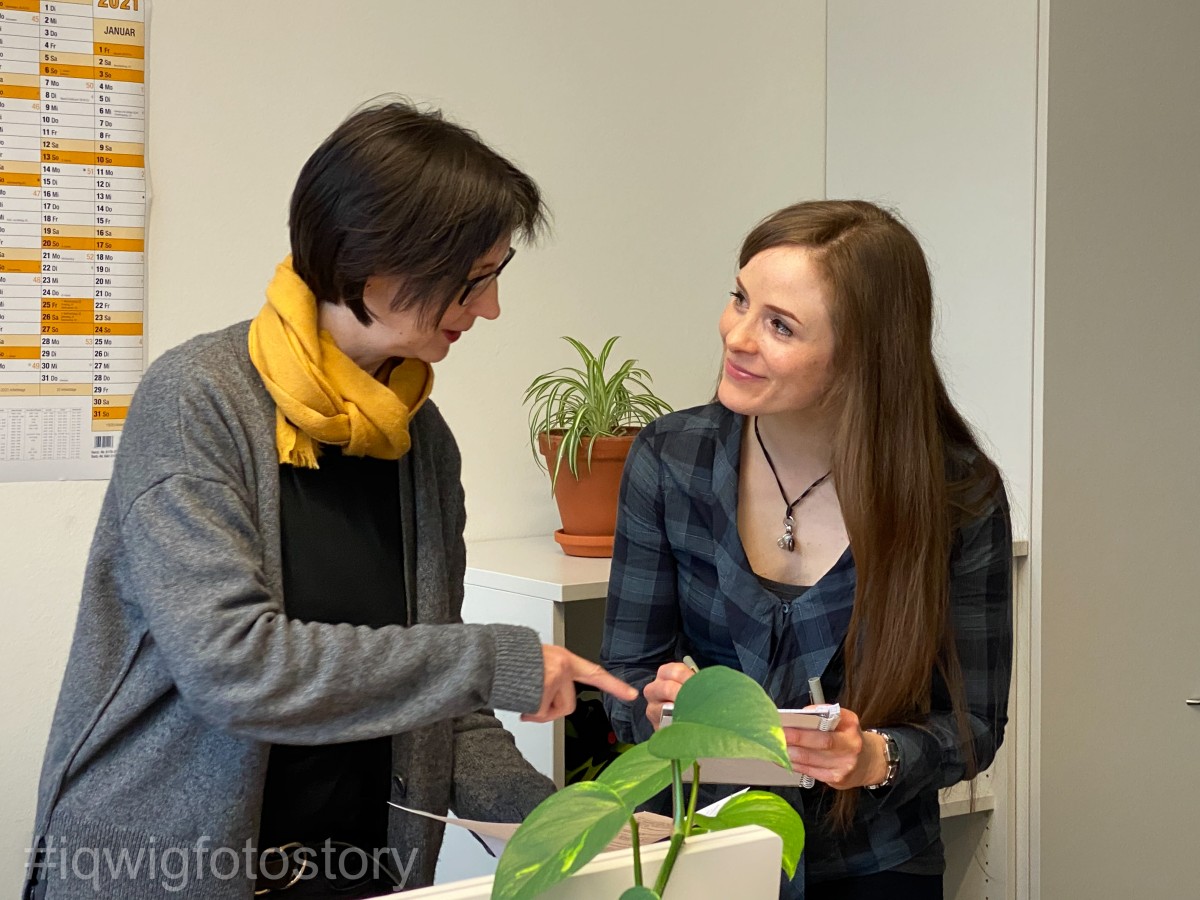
[119,472,544,742]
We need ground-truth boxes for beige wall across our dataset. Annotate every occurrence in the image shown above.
[0,0,827,889]
[826,2,1038,540]
[1037,1,1200,895]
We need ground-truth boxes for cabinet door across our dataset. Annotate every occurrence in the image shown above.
[436,584,563,883]
[461,583,564,783]
[439,584,607,883]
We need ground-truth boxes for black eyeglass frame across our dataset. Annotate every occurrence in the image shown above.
[456,246,516,306]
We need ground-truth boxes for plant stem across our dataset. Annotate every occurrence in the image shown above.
[628,815,643,887]
[670,760,684,832]
[653,834,686,896]
[685,762,701,833]
[653,761,687,895]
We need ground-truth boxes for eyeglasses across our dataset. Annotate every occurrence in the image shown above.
[456,246,516,306]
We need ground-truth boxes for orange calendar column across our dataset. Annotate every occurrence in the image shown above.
[0,0,44,400]
[39,0,96,399]
[91,0,142,432]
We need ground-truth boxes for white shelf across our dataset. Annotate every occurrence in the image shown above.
[466,535,1028,603]
[465,536,611,602]
[939,778,996,819]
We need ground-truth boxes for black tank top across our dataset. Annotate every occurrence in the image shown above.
[258,446,405,852]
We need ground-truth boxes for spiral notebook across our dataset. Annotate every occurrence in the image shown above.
[659,703,841,788]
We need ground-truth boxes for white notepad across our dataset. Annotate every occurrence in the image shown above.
[659,704,841,787]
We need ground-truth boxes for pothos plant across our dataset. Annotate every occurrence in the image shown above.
[491,666,806,900]
[524,336,673,492]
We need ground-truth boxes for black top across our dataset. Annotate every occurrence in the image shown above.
[755,573,813,603]
[258,446,406,852]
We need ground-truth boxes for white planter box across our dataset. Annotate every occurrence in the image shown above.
[411,825,782,899]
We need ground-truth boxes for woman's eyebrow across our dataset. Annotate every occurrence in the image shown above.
[736,277,801,324]
[764,303,801,322]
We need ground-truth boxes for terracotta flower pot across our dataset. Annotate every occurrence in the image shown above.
[538,430,636,557]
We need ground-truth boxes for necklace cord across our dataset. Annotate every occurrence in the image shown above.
[752,416,832,517]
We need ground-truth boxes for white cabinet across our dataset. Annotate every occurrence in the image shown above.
[435,538,609,883]
[460,536,610,788]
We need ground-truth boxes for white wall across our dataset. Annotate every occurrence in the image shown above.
[825,2,1039,537]
[0,482,106,883]
[0,0,827,889]
[141,1,827,541]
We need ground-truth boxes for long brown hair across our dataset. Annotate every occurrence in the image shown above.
[739,200,1001,826]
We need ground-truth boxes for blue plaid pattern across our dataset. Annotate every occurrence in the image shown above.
[601,404,1013,894]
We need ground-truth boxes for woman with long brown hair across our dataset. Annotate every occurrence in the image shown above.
[601,200,1012,899]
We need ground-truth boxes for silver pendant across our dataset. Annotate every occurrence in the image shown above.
[777,515,796,552]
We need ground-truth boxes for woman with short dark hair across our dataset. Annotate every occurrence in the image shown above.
[27,99,634,900]
[602,200,1013,900]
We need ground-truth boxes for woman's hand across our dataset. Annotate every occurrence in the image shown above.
[520,645,638,724]
[643,662,697,730]
[782,707,890,790]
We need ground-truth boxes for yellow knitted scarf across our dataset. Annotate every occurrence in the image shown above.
[248,257,433,468]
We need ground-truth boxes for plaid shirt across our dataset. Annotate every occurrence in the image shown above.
[601,403,1013,894]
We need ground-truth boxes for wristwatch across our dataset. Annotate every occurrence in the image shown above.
[863,728,899,790]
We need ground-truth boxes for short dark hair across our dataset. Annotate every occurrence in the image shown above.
[289,98,547,325]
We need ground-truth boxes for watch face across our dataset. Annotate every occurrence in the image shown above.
[883,734,900,763]
[868,729,897,759]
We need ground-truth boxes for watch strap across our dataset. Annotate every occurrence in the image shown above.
[863,728,899,790]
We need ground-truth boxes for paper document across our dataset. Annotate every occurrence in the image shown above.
[390,804,674,857]
[697,788,748,816]
[606,812,675,849]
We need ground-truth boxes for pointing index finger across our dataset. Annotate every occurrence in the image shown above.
[577,663,638,701]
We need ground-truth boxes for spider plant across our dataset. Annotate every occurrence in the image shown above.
[524,336,672,492]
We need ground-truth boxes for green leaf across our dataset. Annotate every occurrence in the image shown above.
[619,887,661,899]
[491,781,632,900]
[645,666,789,768]
[691,790,806,879]
[596,741,689,810]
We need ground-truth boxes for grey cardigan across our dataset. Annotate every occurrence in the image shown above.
[27,322,554,899]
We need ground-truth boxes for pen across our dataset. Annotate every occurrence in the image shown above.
[808,676,825,706]
[797,676,827,790]
[682,655,700,674]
